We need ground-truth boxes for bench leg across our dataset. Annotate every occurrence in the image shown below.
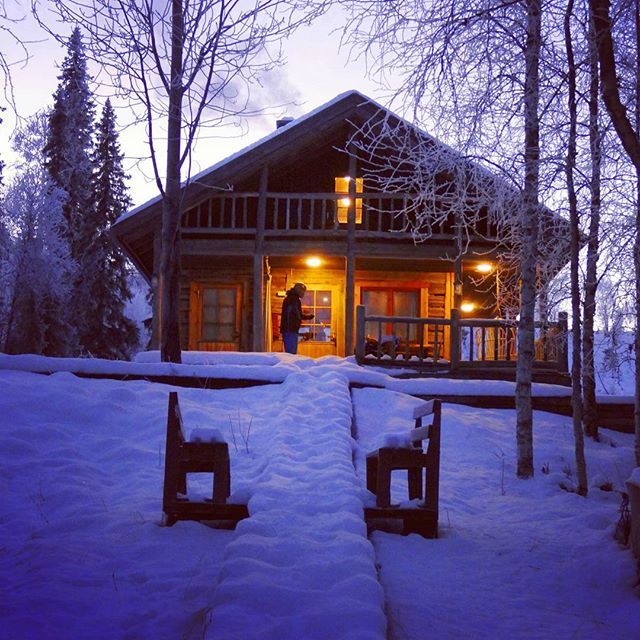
[408,468,423,501]
[366,456,378,495]
[213,453,231,504]
[376,452,392,508]
[177,470,187,496]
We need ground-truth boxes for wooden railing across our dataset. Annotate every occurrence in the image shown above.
[456,315,568,371]
[355,305,569,374]
[181,192,499,239]
[355,306,450,369]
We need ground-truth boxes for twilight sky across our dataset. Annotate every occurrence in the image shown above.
[1,4,392,208]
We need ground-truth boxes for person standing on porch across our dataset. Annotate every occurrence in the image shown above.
[280,282,314,354]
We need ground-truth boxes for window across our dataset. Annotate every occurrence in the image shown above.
[299,289,333,342]
[202,287,237,342]
[335,176,363,224]
[362,288,420,341]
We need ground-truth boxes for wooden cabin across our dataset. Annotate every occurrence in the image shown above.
[111,91,569,379]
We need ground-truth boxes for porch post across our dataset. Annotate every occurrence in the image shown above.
[151,227,162,350]
[355,304,366,362]
[252,165,268,352]
[453,227,463,311]
[557,311,569,373]
[449,308,460,371]
[451,214,463,371]
[345,152,357,356]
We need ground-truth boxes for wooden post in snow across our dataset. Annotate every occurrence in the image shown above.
[252,165,268,352]
[345,152,357,356]
[557,311,569,374]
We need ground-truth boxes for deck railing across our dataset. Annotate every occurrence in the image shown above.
[457,316,568,371]
[355,305,569,374]
[181,192,499,239]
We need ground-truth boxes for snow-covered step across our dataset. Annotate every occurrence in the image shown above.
[207,371,386,640]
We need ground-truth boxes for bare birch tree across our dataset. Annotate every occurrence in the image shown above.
[0,0,31,111]
[341,0,551,478]
[590,0,640,464]
[582,12,603,441]
[564,0,588,495]
[38,0,327,362]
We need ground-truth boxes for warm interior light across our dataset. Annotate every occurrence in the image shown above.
[306,256,322,268]
[460,302,475,313]
[335,177,363,223]
[475,263,493,274]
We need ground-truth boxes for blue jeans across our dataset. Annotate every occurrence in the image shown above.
[282,332,299,354]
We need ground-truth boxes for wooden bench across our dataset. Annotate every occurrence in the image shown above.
[365,399,442,538]
[162,392,248,526]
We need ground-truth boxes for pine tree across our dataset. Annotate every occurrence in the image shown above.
[43,27,95,353]
[81,99,138,359]
[44,28,95,253]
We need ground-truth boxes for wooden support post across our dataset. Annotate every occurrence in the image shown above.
[355,305,366,362]
[557,311,569,373]
[252,165,268,352]
[151,227,162,350]
[453,252,463,311]
[345,152,357,356]
[450,308,460,371]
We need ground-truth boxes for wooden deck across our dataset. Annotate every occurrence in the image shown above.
[355,305,570,386]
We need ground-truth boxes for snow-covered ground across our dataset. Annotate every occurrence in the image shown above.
[0,358,638,639]
[0,351,574,397]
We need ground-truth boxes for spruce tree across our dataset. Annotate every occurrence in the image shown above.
[82,99,138,359]
[44,27,95,353]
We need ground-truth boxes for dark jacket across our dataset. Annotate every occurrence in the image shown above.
[280,292,312,334]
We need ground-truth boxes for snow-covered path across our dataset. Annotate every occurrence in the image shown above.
[208,371,386,640]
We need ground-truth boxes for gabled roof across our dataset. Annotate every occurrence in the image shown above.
[113,90,380,231]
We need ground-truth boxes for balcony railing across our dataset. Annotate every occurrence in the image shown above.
[181,192,499,239]
[354,305,569,375]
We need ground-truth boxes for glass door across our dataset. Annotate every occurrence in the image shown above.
[362,287,420,341]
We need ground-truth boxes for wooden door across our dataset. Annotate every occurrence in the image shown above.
[189,283,242,351]
[295,285,339,358]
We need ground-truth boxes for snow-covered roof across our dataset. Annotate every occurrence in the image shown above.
[114,90,370,227]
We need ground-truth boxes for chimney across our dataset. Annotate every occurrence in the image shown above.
[276,117,294,129]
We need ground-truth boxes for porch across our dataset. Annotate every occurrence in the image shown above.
[354,306,570,385]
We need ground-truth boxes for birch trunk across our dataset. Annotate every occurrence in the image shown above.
[516,0,541,479]
[635,0,640,466]
[582,17,602,441]
[565,0,588,495]
[160,0,184,363]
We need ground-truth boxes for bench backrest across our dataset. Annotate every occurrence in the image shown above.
[411,399,442,512]
[410,399,442,446]
[167,391,186,447]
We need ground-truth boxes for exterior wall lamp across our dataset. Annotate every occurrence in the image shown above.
[306,256,322,268]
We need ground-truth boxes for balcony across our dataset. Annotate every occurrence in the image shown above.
[181,192,499,241]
